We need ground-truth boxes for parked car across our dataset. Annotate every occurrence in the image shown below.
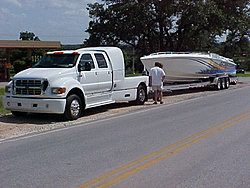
[236,69,245,74]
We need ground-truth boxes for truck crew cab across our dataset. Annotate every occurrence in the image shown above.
[3,47,148,120]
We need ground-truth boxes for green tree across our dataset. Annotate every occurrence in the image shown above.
[85,0,250,56]
[19,31,40,41]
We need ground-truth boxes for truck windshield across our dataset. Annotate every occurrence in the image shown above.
[33,54,79,68]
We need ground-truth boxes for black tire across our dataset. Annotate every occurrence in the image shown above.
[64,94,82,120]
[224,77,230,89]
[134,85,147,105]
[11,111,28,117]
[220,78,225,90]
[215,78,222,90]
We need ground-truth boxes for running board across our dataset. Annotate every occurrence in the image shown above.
[85,99,115,109]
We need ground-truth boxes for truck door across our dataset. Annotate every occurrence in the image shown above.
[78,54,99,93]
[94,53,113,92]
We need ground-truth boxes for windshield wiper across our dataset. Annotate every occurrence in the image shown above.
[34,64,69,68]
[47,64,65,68]
[33,64,47,68]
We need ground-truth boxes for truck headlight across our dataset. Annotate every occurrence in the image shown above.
[4,85,12,94]
[51,87,66,94]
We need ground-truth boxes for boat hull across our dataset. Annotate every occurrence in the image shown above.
[140,53,236,84]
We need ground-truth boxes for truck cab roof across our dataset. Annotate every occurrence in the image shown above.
[46,47,125,70]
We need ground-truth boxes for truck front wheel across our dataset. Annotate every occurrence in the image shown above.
[64,94,82,120]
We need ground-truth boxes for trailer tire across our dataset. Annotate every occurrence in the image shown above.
[134,85,147,105]
[11,111,28,117]
[64,94,82,120]
[224,77,230,89]
[221,78,225,90]
[215,78,222,90]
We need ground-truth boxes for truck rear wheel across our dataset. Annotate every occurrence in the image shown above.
[64,94,82,120]
[134,85,147,105]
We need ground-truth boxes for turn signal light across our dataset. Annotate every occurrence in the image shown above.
[52,87,66,94]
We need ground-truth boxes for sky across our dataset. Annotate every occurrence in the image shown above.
[0,0,101,44]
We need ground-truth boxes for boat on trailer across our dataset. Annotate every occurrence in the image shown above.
[140,52,237,84]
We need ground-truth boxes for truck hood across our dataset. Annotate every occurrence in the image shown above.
[13,68,75,79]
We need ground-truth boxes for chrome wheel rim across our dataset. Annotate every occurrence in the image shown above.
[139,88,146,102]
[226,79,229,88]
[70,99,80,116]
[217,80,221,89]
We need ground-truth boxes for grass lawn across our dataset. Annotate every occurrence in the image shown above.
[237,73,250,77]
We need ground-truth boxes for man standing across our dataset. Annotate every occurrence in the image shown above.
[149,62,165,104]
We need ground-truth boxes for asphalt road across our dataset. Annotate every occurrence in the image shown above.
[1,83,250,188]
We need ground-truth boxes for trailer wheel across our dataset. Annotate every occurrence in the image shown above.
[215,78,222,90]
[64,94,82,120]
[134,85,147,105]
[224,77,230,89]
[220,78,225,90]
[11,111,28,117]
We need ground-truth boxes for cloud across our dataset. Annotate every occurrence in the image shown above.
[5,0,38,8]
[45,0,98,9]
[0,7,10,15]
[0,7,26,36]
[64,8,88,16]
[52,0,101,10]
[5,0,22,7]
[48,0,78,9]
[1,0,101,43]
[0,7,26,21]
[38,0,99,18]
[5,0,98,9]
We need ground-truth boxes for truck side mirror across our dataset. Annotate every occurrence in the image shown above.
[78,62,91,72]
[77,64,82,72]
[85,62,91,71]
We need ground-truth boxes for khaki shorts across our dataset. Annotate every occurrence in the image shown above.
[152,85,163,91]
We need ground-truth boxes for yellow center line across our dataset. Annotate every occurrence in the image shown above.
[76,110,250,188]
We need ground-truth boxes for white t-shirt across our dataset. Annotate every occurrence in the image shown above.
[149,67,165,86]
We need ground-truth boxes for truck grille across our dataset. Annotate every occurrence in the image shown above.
[13,79,48,95]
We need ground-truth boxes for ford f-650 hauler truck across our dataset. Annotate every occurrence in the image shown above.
[3,47,148,120]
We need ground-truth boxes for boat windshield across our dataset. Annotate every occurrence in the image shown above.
[33,54,79,68]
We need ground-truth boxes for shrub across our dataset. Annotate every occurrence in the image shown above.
[12,60,27,74]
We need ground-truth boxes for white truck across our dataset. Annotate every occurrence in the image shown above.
[3,47,148,120]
